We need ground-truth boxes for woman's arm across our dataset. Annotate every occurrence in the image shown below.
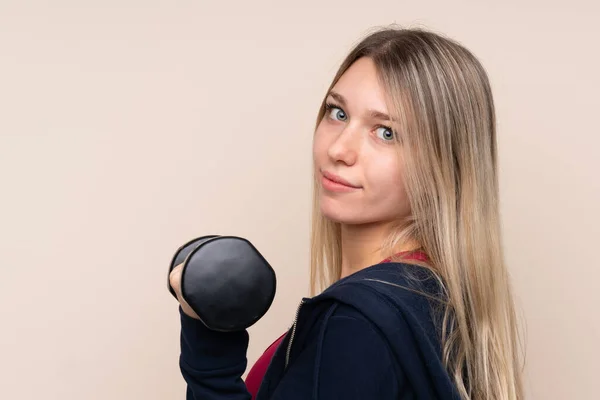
[170,262,251,399]
[178,306,252,400]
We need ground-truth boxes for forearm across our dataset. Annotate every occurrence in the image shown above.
[179,306,252,400]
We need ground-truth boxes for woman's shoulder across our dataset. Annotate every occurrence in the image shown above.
[322,261,446,309]
[313,262,444,348]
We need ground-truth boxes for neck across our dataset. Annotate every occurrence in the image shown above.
[339,221,419,279]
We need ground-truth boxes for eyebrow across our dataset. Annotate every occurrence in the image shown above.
[327,90,396,123]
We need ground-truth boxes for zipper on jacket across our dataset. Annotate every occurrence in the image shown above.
[284,299,305,369]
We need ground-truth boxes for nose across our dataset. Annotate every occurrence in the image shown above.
[327,123,360,166]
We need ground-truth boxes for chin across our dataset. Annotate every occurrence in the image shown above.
[319,203,369,225]
[319,196,405,227]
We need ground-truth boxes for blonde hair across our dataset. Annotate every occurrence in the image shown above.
[309,26,524,400]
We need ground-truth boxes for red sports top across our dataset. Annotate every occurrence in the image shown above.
[244,250,429,399]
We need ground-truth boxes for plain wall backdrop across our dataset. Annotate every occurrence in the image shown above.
[1,1,598,399]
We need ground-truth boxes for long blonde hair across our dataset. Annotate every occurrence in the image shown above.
[309,26,524,400]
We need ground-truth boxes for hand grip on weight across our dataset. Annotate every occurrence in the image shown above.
[167,235,277,332]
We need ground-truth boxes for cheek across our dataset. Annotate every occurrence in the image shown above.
[312,126,326,162]
[365,159,411,217]
[312,125,334,170]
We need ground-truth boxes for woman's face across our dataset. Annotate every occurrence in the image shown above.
[313,57,411,225]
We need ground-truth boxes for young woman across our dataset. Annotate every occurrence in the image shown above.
[169,26,524,400]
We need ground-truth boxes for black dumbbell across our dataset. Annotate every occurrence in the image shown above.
[167,235,277,332]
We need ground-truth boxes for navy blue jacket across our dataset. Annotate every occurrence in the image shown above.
[177,262,462,399]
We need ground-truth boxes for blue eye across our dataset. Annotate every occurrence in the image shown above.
[324,102,396,143]
[325,103,347,121]
[375,125,395,141]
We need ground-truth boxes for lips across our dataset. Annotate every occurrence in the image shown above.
[321,170,360,188]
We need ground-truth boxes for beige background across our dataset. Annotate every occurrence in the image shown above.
[1,1,598,399]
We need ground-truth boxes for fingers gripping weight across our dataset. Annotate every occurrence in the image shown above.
[168,235,277,332]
